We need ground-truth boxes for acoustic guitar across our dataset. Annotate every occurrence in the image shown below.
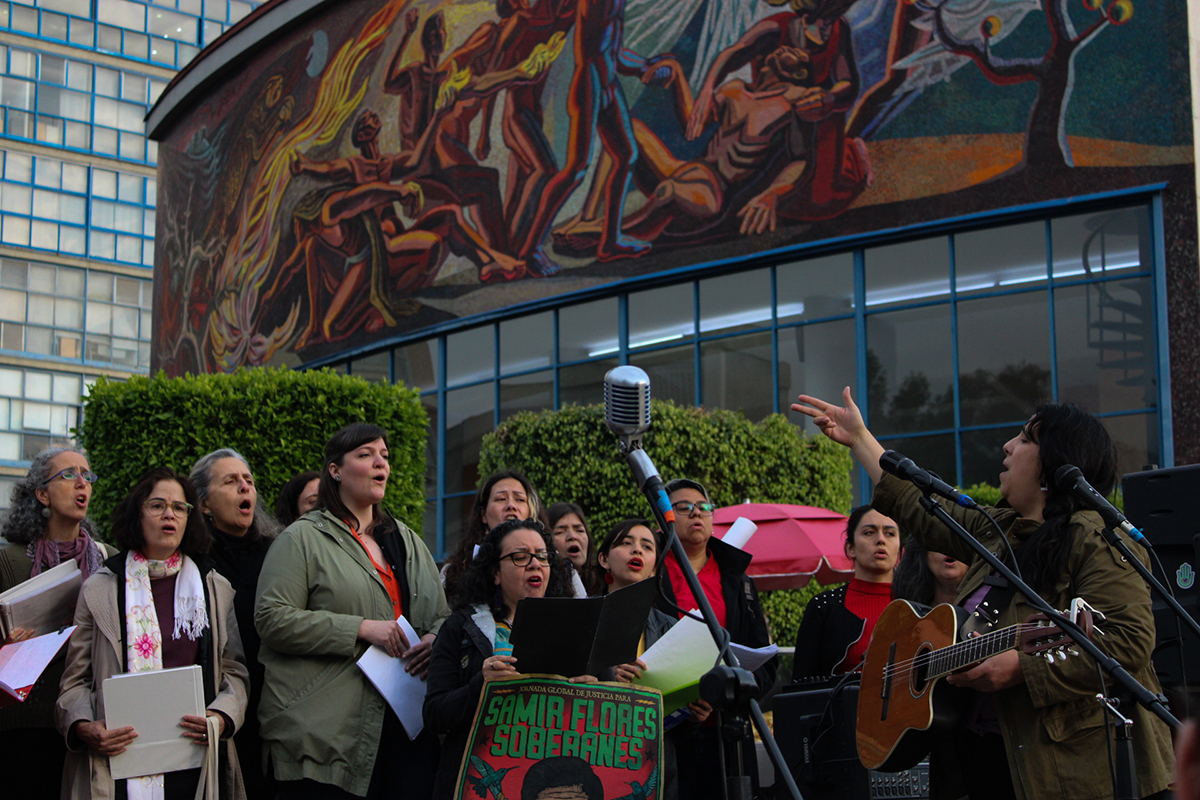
[856,599,1086,772]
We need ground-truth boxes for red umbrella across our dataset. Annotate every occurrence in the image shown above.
[712,503,852,590]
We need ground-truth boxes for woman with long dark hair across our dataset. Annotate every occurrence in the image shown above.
[791,504,901,680]
[439,469,543,597]
[794,390,1174,800]
[255,423,449,799]
[57,467,249,799]
[274,470,321,527]
[548,501,598,596]
[0,446,109,800]
[423,518,580,800]
[890,538,966,607]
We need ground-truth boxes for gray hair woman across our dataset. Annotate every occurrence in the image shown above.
[189,448,279,800]
[0,445,111,800]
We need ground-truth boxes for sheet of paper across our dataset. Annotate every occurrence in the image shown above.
[729,642,778,673]
[356,616,426,739]
[103,665,205,779]
[0,626,74,699]
[636,611,718,695]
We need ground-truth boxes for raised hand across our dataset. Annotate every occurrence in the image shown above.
[792,387,884,482]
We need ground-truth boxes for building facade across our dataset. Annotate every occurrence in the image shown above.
[0,0,258,508]
[148,0,1199,559]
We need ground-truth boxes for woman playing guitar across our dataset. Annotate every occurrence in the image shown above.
[793,389,1174,800]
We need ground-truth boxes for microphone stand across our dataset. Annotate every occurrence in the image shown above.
[912,491,1181,737]
[621,445,804,800]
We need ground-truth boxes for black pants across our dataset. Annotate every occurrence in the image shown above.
[0,727,66,800]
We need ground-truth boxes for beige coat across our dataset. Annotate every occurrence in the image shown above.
[56,554,250,800]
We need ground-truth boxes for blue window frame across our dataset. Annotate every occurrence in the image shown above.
[328,192,1172,559]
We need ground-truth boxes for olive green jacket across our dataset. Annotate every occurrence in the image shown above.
[254,509,450,796]
[872,473,1174,800]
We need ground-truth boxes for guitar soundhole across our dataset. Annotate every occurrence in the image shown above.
[910,644,931,695]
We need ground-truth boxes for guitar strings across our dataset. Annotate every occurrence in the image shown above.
[878,622,1061,683]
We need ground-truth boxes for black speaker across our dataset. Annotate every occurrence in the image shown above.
[1122,464,1200,688]
[773,678,929,800]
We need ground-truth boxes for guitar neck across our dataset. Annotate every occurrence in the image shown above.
[926,624,1023,679]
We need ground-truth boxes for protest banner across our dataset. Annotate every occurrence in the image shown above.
[454,676,663,800]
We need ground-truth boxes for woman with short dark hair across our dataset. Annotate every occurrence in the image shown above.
[255,423,449,799]
[794,390,1175,800]
[57,467,249,799]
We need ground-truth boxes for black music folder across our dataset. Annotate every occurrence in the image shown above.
[509,578,656,677]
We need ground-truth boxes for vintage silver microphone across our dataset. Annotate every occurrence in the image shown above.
[603,364,651,452]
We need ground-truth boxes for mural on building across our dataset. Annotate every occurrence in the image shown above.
[152,0,1189,374]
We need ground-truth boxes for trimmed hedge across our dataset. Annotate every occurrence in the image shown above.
[77,368,426,540]
[479,400,853,555]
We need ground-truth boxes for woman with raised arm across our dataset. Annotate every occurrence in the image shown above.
[790,505,900,680]
[255,423,449,799]
[793,388,1174,800]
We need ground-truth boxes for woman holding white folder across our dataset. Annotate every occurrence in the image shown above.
[0,446,111,800]
[56,466,250,800]
[255,423,449,800]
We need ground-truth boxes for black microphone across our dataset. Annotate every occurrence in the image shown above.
[1054,464,1152,547]
[879,450,977,508]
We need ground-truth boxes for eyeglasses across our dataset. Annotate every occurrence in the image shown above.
[671,501,715,516]
[499,550,553,567]
[144,498,194,517]
[43,467,98,485]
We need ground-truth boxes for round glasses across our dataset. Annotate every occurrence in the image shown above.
[143,498,194,517]
[44,467,99,485]
[671,501,715,516]
[499,550,553,567]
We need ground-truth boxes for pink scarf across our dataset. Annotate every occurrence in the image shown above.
[27,528,104,581]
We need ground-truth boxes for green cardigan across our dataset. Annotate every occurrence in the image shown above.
[872,473,1174,800]
[254,509,450,795]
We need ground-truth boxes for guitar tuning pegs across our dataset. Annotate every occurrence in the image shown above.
[1056,650,1067,661]
[1068,648,1080,657]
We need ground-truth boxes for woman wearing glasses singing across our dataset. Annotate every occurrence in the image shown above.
[57,466,250,799]
[655,478,776,800]
[0,447,110,800]
[255,423,450,799]
[424,518,585,800]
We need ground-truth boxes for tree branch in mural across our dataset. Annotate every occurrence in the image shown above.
[929,0,1132,172]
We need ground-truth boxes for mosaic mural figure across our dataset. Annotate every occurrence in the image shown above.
[148,0,1189,374]
[517,0,681,274]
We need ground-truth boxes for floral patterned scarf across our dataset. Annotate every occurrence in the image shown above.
[123,550,208,800]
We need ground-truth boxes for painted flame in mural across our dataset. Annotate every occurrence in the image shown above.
[208,0,405,371]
